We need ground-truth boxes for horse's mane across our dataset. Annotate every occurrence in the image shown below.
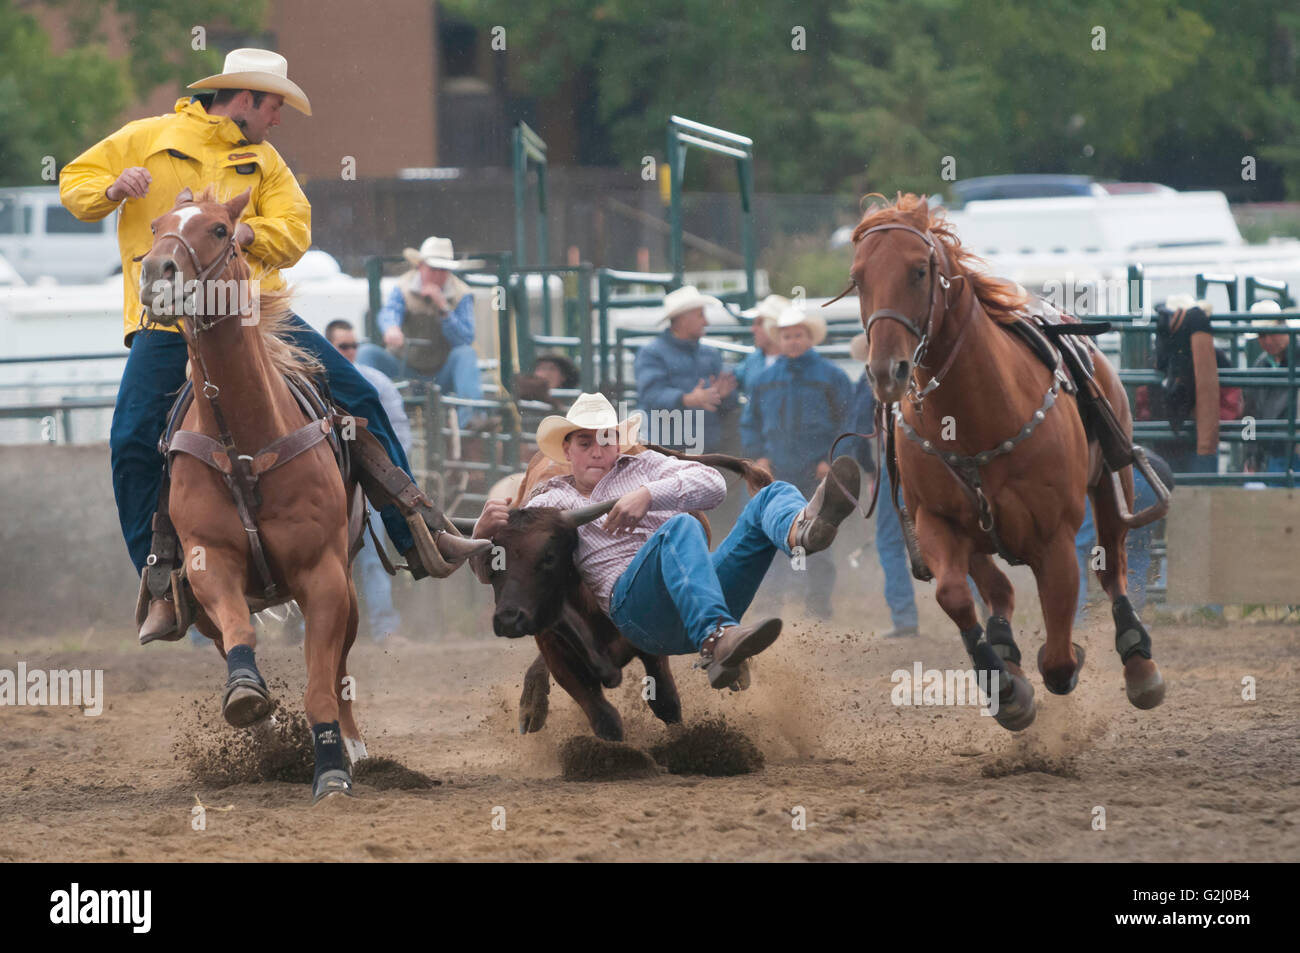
[851,192,1028,325]
[184,186,322,381]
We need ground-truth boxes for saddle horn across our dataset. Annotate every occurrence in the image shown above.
[561,498,617,528]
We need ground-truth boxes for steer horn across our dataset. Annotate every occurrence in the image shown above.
[561,498,618,528]
[449,516,479,535]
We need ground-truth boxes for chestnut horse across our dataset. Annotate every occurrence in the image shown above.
[843,194,1166,730]
[139,186,364,801]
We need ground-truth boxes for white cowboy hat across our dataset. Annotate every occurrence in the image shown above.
[1163,294,1213,315]
[849,332,869,364]
[403,236,464,270]
[536,392,644,465]
[773,305,827,346]
[741,294,791,328]
[661,285,723,324]
[1246,298,1300,338]
[189,48,312,116]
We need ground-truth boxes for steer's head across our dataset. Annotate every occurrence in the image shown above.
[487,499,617,638]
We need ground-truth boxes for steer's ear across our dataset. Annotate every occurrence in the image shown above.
[562,498,618,528]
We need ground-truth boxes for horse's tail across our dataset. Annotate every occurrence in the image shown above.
[643,443,773,495]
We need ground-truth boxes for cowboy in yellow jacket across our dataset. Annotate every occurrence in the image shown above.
[60,49,485,644]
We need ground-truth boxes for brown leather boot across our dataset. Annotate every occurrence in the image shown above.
[697,618,783,690]
[138,593,183,645]
[789,456,860,555]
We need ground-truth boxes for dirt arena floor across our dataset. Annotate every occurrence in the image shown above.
[3,586,1297,863]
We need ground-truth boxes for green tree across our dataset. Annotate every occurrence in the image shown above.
[0,0,266,186]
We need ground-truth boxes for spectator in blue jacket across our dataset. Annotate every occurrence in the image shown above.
[742,307,851,618]
[735,294,788,395]
[358,236,483,427]
[634,285,739,453]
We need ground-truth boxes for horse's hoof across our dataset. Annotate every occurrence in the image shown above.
[311,768,355,805]
[1124,658,1166,710]
[1037,643,1086,695]
[222,675,272,728]
[992,671,1036,732]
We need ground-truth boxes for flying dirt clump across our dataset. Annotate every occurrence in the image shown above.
[352,757,440,790]
[173,692,314,787]
[650,717,765,776]
[559,736,661,781]
[981,753,1079,779]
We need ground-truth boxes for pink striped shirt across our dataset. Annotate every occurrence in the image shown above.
[524,450,727,612]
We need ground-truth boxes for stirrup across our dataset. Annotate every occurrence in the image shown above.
[403,513,457,579]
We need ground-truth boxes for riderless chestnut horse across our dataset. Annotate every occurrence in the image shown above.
[139,186,365,801]
[837,193,1169,730]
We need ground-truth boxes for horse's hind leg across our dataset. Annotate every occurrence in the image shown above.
[915,511,1034,731]
[294,558,356,803]
[519,652,550,735]
[1031,530,1088,695]
[336,577,367,764]
[1091,470,1166,709]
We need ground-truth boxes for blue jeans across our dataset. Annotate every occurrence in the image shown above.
[353,531,400,642]
[609,481,806,656]
[874,469,919,628]
[111,318,415,573]
[358,341,483,428]
[1074,476,1158,618]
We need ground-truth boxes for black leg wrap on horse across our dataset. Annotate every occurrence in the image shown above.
[226,644,262,685]
[961,624,1011,700]
[985,615,1021,666]
[312,721,347,774]
[1112,595,1152,662]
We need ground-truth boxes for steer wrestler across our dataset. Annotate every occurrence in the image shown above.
[472,393,860,689]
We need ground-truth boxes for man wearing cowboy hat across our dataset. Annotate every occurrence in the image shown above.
[60,49,486,643]
[359,236,485,428]
[634,285,739,453]
[741,306,852,619]
[472,392,861,688]
[734,294,788,395]
[1245,299,1300,476]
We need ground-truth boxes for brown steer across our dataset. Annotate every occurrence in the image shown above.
[467,445,770,740]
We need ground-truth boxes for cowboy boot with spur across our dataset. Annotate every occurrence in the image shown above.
[697,618,784,690]
[137,505,185,645]
[788,455,861,555]
[347,423,491,578]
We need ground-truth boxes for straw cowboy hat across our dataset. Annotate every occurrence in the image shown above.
[773,305,827,346]
[661,285,723,324]
[189,48,312,116]
[536,393,643,464]
[1247,298,1300,339]
[849,332,869,364]
[403,236,464,271]
[741,294,791,328]
[1163,293,1213,315]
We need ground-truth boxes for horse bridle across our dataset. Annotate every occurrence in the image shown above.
[139,218,241,334]
[847,223,974,409]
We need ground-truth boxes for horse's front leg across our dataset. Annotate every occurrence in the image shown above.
[335,576,367,764]
[1030,529,1087,696]
[915,509,1035,731]
[1090,471,1166,709]
[292,555,356,803]
[968,552,1028,690]
[188,539,273,728]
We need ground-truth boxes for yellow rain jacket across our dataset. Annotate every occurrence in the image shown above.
[59,98,311,344]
